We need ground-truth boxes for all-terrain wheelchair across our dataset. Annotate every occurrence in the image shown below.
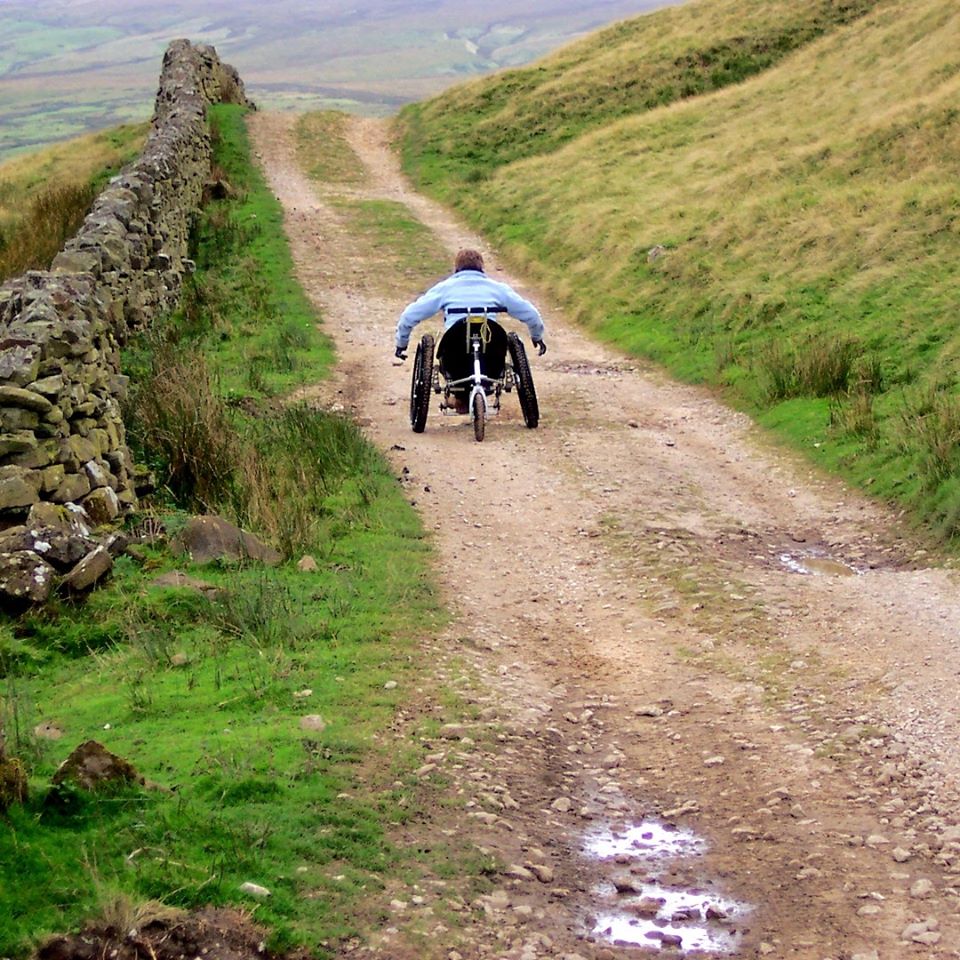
[409,307,539,441]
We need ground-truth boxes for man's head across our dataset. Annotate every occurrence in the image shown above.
[454,249,484,272]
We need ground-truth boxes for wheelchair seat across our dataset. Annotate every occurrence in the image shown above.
[436,317,509,392]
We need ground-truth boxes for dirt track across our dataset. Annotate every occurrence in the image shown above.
[249,112,960,960]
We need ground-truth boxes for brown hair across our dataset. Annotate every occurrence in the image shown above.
[454,248,484,272]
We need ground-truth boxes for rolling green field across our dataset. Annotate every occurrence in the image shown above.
[399,0,960,539]
[0,0,676,159]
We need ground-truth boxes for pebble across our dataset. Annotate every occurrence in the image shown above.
[634,705,664,717]
[384,680,398,690]
[504,864,535,881]
[552,796,573,813]
[527,863,555,883]
[891,847,912,863]
[901,918,938,942]
[857,904,881,917]
[703,755,725,767]
[239,882,270,898]
[910,878,934,898]
[299,714,326,732]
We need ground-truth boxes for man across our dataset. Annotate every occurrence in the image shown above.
[394,248,547,360]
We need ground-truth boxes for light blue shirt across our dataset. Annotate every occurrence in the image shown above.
[396,269,544,349]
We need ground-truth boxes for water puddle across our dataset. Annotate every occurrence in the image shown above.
[780,553,859,577]
[583,820,751,953]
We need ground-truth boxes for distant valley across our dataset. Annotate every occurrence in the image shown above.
[0,0,675,158]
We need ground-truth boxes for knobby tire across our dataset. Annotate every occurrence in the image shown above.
[410,334,434,433]
[472,391,485,442]
[507,333,539,428]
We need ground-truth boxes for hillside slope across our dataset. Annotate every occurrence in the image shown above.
[399,0,960,538]
[400,0,882,186]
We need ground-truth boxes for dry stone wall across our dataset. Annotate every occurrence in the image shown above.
[0,40,251,525]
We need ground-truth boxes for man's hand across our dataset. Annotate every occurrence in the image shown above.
[532,338,547,356]
[395,346,408,361]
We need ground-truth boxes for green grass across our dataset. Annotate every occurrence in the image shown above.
[295,111,449,288]
[398,0,883,193]
[399,0,960,541]
[0,102,455,956]
[297,111,368,186]
[179,105,335,398]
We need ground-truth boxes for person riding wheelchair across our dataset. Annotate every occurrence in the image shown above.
[437,310,510,413]
[394,250,546,441]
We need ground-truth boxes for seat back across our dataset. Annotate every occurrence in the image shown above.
[437,316,509,384]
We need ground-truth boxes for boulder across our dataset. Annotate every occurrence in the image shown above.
[171,515,282,566]
[0,385,54,415]
[0,343,42,386]
[51,472,91,504]
[19,502,98,570]
[0,431,38,458]
[52,740,141,791]
[0,550,55,608]
[60,546,112,592]
[81,486,120,525]
[0,472,39,512]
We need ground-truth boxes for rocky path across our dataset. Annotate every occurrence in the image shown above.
[248,112,960,960]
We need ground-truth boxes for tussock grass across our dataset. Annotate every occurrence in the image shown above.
[401,0,960,539]
[0,123,146,282]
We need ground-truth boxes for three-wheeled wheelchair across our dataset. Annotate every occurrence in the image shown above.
[409,307,539,442]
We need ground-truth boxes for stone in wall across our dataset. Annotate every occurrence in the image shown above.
[0,40,251,552]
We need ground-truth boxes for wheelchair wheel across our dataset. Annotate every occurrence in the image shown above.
[507,333,539,429]
[472,391,485,442]
[410,334,434,433]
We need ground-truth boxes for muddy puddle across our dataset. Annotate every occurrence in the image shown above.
[582,820,751,953]
[779,552,859,577]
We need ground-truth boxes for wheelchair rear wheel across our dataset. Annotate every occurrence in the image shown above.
[472,391,486,442]
[410,334,434,433]
[507,333,539,429]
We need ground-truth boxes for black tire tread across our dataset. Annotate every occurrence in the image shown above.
[472,391,485,442]
[507,333,539,429]
[410,334,434,433]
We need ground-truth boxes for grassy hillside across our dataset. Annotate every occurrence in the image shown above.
[0,123,146,281]
[399,0,960,540]
[0,0,675,159]
[400,0,883,189]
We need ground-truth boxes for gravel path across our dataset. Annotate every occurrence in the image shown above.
[249,111,960,960]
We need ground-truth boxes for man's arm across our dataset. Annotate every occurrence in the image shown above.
[493,281,545,343]
[396,284,445,349]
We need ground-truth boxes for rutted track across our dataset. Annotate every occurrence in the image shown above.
[250,112,960,960]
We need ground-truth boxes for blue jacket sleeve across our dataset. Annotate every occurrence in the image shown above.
[495,282,544,342]
[396,284,444,349]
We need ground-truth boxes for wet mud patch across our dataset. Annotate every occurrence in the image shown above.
[582,820,751,953]
[710,525,910,577]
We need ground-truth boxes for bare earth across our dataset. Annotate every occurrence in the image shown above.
[248,112,960,960]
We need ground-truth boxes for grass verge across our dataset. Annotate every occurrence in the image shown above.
[0,103,453,956]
